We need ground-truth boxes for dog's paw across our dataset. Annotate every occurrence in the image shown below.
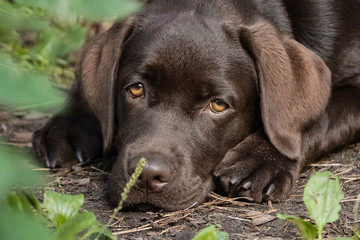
[32,115,102,168]
[213,131,300,203]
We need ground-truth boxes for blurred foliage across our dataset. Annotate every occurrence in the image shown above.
[0,145,43,195]
[0,54,63,110]
[0,0,141,89]
[17,0,142,22]
[0,145,50,240]
[0,0,142,239]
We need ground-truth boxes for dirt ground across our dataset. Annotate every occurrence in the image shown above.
[1,109,359,240]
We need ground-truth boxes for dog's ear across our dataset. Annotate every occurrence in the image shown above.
[75,17,137,154]
[239,22,331,161]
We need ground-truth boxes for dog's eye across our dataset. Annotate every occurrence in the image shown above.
[128,83,144,97]
[210,99,229,113]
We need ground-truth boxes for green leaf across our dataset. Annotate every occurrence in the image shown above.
[193,225,229,240]
[33,24,85,63]
[61,24,86,56]
[303,171,344,234]
[277,213,317,240]
[5,191,51,227]
[7,191,36,216]
[54,211,95,240]
[54,211,114,240]
[216,231,229,240]
[69,0,142,21]
[0,146,42,196]
[15,0,59,12]
[26,192,42,211]
[80,220,115,240]
[0,55,64,110]
[43,191,84,228]
[16,0,142,22]
[0,206,52,240]
[0,2,50,33]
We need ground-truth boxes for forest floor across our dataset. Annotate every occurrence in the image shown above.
[1,110,359,240]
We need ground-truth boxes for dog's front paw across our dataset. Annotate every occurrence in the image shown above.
[33,115,102,168]
[213,131,300,203]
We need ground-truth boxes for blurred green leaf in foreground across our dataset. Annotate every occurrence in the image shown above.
[0,54,64,110]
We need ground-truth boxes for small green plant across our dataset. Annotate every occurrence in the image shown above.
[1,190,113,240]
[192,225,229,240]
[44,191,114,240]
[277,171,355,240]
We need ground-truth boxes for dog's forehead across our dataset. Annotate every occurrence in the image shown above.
[136,17,234,94]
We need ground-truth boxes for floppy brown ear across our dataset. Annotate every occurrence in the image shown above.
[75,17,137,154]
[240,22,332,161]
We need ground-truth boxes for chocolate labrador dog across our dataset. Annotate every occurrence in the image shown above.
[33,0,360,211]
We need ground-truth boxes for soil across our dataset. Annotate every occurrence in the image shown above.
[1,109,359,240]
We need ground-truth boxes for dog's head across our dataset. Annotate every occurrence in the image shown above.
[76,2,331,210]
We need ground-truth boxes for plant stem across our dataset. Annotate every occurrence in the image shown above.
[113,157,146,213]
[95,157,146,239]
[318,227,322,240]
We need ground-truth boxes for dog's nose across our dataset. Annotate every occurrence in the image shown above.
[128,154,172,192]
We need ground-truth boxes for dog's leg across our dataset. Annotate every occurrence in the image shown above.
[32,86,103,168]
[302,76,360,165]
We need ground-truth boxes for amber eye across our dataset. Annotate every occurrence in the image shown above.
[210,99,229,113]
[128,83,144,97]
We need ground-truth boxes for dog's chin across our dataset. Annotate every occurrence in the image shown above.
[121,203,164,212]
[121,200,200,212]
[107,177,214,211]
[108,189,205,212]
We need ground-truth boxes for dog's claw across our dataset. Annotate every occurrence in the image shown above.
[49,158,57,169]
[230,176,239,185]
[242,181,252,190]
[76,151,84,163]
[45,158,50,168]
[265,183,276,196]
